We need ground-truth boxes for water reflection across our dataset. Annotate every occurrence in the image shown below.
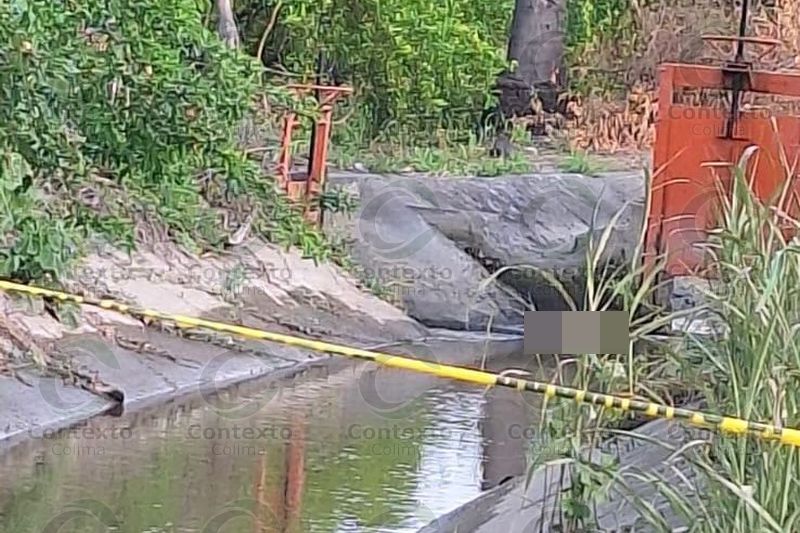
[0,351,558,532]
[480,387,534,490]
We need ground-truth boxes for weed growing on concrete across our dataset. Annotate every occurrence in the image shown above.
[330,133,531,177]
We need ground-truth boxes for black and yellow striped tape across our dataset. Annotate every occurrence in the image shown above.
[1,279,798,448]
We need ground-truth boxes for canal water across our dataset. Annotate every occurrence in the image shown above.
[0,341,560,532]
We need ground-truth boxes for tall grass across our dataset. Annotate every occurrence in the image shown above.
[667,139,800,532]
[475,131,800,530]
[475,161,701,530]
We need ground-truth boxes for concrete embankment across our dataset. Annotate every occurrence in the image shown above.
[0,238,444,447]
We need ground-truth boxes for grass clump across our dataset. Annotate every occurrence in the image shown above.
[664,144,800,532]
[331,136,531,177]
[558,149,608,175]
[0,0,328,284]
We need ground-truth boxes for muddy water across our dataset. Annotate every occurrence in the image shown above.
[0,341,559,533]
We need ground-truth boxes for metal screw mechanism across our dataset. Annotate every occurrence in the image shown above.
[701,0,783,139]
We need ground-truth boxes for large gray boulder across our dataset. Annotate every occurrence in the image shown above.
[326,171,646,330]
[327,176,526,330]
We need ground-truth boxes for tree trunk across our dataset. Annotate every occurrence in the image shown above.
[497,0,567,118]
[508,0,567,86]
[215,0,240,49]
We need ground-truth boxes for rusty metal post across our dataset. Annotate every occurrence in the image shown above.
[276,84,352,227]
[304,102,335,226]
[278,112,299,199]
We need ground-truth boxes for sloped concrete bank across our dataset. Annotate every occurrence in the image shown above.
[0,237,522,449]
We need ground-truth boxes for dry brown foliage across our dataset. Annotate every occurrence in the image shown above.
[567,83,655,152]
[567,0,800,154]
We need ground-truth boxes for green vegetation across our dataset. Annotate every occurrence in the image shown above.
[0,0,551,282]
[672,152,800,532]
[484,144,800,531]
[0,0,645,285]
[566,0,631,51]
[235,0,512,143]
[232,0,523,174]
[557,149,607,175]
[0,0,328,283]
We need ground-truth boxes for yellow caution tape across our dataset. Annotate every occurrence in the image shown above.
[1,279,799,448]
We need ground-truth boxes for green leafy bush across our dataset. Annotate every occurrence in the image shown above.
[236,0,513,143]
[0,0,322,282]
[566,0,630,50]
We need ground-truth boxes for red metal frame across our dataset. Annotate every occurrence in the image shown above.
[644,63,800,278]
[277,84,353,226]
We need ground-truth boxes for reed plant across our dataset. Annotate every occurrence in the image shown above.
[662,136,800,532]
[475,130,800,530]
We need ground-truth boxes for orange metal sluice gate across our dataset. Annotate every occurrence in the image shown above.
[277,83,352,226]
[644,4,800,278]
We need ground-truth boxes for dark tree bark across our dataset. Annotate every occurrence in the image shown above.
[496,0,567,119]
[508,0,567,87]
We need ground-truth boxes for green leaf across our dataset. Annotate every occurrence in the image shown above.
[3,152,32,191]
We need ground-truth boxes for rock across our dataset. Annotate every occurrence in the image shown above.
[665,276,728,339]
[325,175,527,331]
[326,171,646,329]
